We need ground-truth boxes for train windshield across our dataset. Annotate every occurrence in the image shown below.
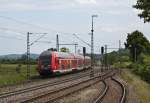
[39,54,51,66]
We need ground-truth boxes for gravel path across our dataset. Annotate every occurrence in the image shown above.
[52,80,105,103]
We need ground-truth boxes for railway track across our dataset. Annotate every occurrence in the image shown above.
[93,80,109,103]
[19,70,116,103]
[0,68,113,103]
[93,76,126,103]
[0,70,90,98]
[111,77,126,103]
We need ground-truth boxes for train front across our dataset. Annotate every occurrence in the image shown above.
[38,50,53,75]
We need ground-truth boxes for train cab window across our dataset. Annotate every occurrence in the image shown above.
[39,54,51,66]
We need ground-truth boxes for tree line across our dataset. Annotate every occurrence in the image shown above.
[107,30,150,83]
[0,54,37,64]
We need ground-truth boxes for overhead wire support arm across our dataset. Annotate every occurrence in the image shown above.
[59,43,78,45]
[30,33,47,46]
[73,34,91,47]
[26,32,47,80]
[36,41,51,44]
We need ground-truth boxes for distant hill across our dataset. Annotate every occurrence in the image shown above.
[0,54,39,60]
[0,53,102,60]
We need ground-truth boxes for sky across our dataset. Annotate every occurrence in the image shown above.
[0,0,149,55]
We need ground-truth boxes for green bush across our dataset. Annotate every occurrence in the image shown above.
[113,61,132,69]
[142,66,150,82]
[129,62,150,83]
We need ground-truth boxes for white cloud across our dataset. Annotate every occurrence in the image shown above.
[99,25,128,33]
[0,3,37,11]
[0,1,77,11]
[76,0,97,4]
[0,0,136,12]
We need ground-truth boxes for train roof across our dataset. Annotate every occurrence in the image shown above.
[57,52,90,60]
[39,50,52,57]
[40,51,90,59]
[57,52,74,59]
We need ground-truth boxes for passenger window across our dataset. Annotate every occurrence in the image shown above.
[68,64,70,69]
[61,64,65,69]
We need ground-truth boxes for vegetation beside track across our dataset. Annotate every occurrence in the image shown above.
[0,64,38,86]
[119,70,150,103]
[105,30,150,83]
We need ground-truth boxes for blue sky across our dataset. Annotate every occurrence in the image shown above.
[0,0,149,55]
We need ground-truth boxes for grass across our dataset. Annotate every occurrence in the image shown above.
[120,69,150,103]
[113,61,132,68]
[0,64,38,86]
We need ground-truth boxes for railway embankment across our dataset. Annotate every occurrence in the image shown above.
[119,69,150,103]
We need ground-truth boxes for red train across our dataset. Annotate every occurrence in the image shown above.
[37,50,91,75]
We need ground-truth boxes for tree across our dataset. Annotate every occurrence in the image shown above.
[107,51,118,65]
[125,30,150,61]
[18,54,27,64]
[133,0,150,23]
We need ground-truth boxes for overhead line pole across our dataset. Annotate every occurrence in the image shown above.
[90,15,98,77]
[75,44,78,54]
[26,32,47,80]
[56,34,59,52]
[91,16,94,77]
[27,32,31,80]
[104,45,107,71]
[119,40,121,72]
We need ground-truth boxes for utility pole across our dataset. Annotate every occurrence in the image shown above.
[104,45,107,71]
[101,46,104,72]
[26,32,47,80]
[90,15,98,77]
[56,34,59,52]
[119,40,121,73]
[75,44,78,54]
[83,47,86,67]
[27,32,31,80]
[91,16,94,77]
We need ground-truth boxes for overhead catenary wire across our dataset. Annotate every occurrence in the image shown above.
[0,35,25,40]
[0,16,73,35]
[30,33,47,46]
[0,15,102,54]
[73,34,91,47]
[0,26,51,44]
[0,16,93,46]
[0,27,26,36]
[0,16,79,46]
[0,16,50,31]
[36,41,51,44]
